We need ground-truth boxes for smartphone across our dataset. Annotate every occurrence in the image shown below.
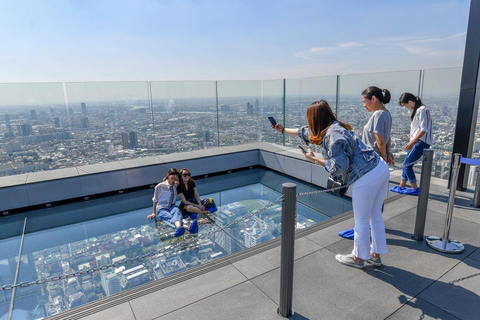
[297,144,307,153]
[268,117,277,127]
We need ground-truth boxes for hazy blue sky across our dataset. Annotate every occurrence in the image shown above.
[0,0,471,83]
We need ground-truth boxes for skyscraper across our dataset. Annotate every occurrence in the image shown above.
[101,270,122,296]
[122,133,129,148]
[30,109,37,120]
[18,123,33,136]
[81,102,87,115]
[247,102,253,115]
[4,114,13,137]
[129,131,138,148]
[80,117,89,129]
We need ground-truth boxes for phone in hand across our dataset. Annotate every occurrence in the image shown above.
[297,144,307,153]
[268,117,277,127]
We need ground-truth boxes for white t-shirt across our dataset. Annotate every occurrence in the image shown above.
[410,106,433,145]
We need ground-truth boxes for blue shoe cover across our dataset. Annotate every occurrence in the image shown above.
[389,186,406,194]
[189,213,198,219]
[188,220,198,234]
[207,206,217,213]
[338,228,354,240]
[404,188,419,195]
[174,226,185,237]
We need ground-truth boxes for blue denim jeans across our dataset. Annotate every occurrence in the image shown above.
[157,205,183,228]
[402,140,430,183]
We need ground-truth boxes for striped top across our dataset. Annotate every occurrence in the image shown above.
[410,106,433,145]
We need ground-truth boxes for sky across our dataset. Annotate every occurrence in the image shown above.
[0,0,471,83]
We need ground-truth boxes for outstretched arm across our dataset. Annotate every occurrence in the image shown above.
[148,202,157,219]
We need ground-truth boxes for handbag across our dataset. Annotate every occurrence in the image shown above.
[327,134,355,197]
[327,176,347,197]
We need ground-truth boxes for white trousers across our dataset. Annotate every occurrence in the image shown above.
[351,159,390,260]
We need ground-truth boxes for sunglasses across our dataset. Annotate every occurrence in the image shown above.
[182,173,191,177]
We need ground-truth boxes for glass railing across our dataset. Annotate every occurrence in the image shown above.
[0,67,468,184]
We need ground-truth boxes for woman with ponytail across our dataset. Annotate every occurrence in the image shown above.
[361,86,394,165]
[390,93,433,195]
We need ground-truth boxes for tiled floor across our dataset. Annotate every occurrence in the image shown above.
[49,177,480,320]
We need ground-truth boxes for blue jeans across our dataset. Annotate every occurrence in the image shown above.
[402,140,430,183]
[157,205,183,228]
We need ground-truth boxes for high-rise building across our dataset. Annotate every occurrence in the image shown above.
[247,102,253,115]
[101,270,122,296]
[244,220,274,248]
[122,133,129,149]
[54,117,60,128]
[80,117,89,129]
[30,109,37,120]
[4,114,13,137]
[129,131,138,148]
[203,130,210,143]
[17,123,33,136]
[81,102,87,115]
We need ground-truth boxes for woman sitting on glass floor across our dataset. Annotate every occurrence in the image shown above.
[177,168,217,219]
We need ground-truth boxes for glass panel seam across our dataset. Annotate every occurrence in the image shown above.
[7,216,27,320]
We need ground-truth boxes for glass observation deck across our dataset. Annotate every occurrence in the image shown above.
[0,67,471,319]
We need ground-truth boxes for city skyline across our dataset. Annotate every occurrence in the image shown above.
[0,0,470,83]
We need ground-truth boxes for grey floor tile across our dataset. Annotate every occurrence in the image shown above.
[305,217,355,248]
[418,257,480,319]
[384,197,418,220]
[386,206,480,249]
[386,297,461,320]
[251,249,413,320]
[130,265,247,320]
[156,281,280,320]
[468,248,480,262]
[78,303,136,320]
[232,237,321,279]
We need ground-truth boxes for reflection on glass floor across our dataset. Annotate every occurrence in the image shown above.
[0,168,351,319]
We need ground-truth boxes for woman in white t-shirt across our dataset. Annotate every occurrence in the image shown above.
[390,93,433,195]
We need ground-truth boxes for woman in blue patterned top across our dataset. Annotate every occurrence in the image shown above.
[272,100,389,269]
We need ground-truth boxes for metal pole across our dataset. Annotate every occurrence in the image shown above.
[413,149,434,241]
[426,153,465,253]
[472,166,480,207]
[278,183,296,318]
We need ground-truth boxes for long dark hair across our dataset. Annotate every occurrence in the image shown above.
[178,168,195,189]
[362,86,391,104]
[307,100,352,145]
[399,92,423,121]
[162,168,179,182]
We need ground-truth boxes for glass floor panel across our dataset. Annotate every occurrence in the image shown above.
[0,167,351,319]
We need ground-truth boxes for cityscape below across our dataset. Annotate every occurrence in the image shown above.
[1,94,476,183]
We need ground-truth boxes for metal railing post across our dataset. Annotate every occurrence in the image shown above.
[413,149,434,241]
[472,166,480,207]
[426,153,465,253]
[278,183,296,318]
